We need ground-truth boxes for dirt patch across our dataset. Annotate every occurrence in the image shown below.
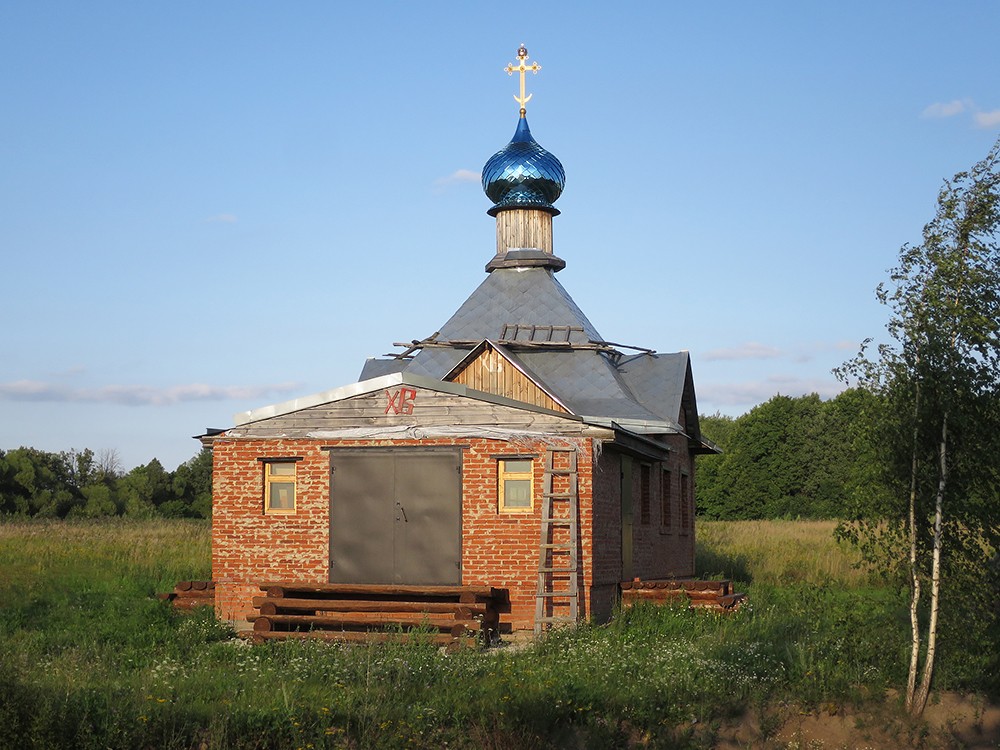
[711,692,1000,749]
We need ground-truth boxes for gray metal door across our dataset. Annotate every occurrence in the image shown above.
[329,449,462,584]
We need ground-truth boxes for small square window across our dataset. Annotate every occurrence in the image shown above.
[499,459,533,512]
[264,461,297,514]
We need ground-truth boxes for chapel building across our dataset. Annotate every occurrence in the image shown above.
[206,46,716,634]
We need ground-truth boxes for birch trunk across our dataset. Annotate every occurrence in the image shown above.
[905,377,922,712]
[912,412,948,716]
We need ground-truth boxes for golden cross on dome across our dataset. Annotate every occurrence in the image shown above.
[504,44,541,115]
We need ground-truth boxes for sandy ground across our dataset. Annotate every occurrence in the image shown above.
[711,692,1000,749]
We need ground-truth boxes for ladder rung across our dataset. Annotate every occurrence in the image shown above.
[537,448,580,635]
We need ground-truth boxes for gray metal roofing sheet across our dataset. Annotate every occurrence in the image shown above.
[358,357,408,381]
[401,347,467,379]
[617,352,690,425]
[434,267,602,342]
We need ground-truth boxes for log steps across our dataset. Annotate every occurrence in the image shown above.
[620,579,746,613]
[157,580,215,611]
[248,583,508,648]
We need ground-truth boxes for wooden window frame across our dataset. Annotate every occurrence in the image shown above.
[660,468,673,533]
[498,457,534,513]
[260,457,301,515]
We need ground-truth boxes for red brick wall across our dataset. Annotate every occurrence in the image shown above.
[590,449,623,623]
[627,435,696,581]
[212,435,595,631]
[212,433,696,631]
[589,440,697,622]
[212,439,330,624]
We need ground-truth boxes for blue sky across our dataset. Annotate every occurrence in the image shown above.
[2,2,998,470]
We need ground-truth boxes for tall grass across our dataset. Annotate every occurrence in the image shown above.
[696,519,876,588]
[0,518,939,749]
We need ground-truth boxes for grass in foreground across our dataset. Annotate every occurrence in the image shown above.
[0,518,975,749]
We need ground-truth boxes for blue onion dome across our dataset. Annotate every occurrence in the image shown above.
[482,116,565,217]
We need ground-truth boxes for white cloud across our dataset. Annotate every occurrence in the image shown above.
[698,376,845,412]
[701,342,783,361]
[434,169,481,187]
[919,99,1000,129]
[205,213,238,223]
[974,110,1000,129]
[921,100,967,119]
[0,380,301,406]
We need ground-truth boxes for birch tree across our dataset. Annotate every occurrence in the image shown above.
[837,136,1000,716]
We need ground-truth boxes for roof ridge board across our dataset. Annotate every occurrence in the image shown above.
[391,337,625,355]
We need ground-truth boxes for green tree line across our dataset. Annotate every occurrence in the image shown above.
[697,389,882,519]
[5,391,873,522]
[0,447,212,519]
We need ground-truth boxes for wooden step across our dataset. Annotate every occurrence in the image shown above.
[246,630,476,648]
[618,578,747,615]
[260,583,504,600]
[250,596,488,617]
[248,583,508,646]
[253,613,483,634]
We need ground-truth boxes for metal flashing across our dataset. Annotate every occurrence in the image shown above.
[580,415,685,436]
[486,248,566,272]
[603,422,672,461]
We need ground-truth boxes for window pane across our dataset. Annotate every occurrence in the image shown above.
[269,463,295,476]
[504,479,531,507]
[269,483,295,509]
[503,460,531,474]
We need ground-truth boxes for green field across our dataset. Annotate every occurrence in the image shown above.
[0,519,992,749]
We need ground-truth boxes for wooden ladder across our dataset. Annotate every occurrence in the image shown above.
[534,447,580,636]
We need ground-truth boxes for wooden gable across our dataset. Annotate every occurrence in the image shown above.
[444,342,569,414]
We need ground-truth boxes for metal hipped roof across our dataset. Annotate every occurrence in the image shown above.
[356,265,694,434]
[433,266,602,343]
